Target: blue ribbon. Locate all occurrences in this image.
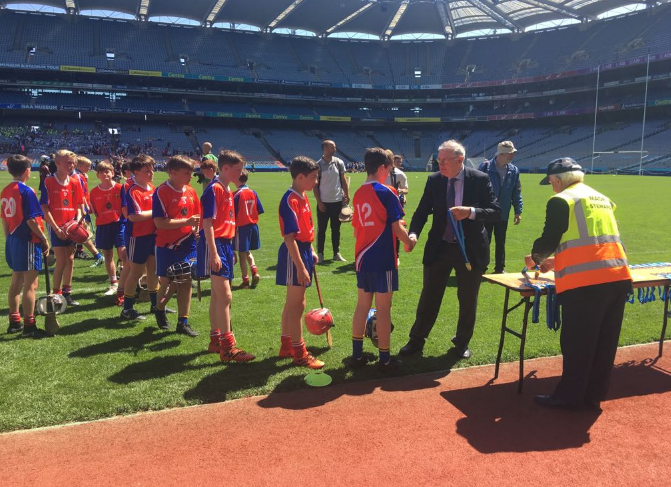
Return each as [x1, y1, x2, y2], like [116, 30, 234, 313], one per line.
[448, 210, 471, 271]
[521, 267, 561, 331]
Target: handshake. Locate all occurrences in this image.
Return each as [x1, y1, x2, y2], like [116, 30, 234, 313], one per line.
[403, 234, 418, 253]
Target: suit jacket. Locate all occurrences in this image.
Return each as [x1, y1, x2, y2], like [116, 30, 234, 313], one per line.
[409, 167, 501, 270]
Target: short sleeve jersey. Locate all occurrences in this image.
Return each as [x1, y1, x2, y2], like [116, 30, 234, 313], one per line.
[200, 178, 235, 240]
[40, 174, 84, 227]
[234, 185, 264, 227]
[353, 182, 404, 272]
[153, 182, 201, 248]
[120, 178, 134, 209]
[73, 170, 91, 208]
[89, 183, 123, 226]
[125, 182, 156, 237]
[278, 189, 314, 243]
[1, 181, 44, 242]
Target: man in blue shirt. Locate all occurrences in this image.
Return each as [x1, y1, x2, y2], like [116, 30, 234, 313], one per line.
[478, 141, 523, 274]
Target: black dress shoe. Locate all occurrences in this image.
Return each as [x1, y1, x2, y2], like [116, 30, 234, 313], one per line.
[347, 355, 369, 369]
[454, 345, 471, 359]
[451, 337, 471, 359]
[399, 340, 423, 356]
[534, 395, 580, 410]
[378, 357, 403, 373]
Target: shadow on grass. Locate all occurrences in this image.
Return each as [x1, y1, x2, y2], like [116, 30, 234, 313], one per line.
[56, 317, 137, 336]
[71, 273, 109, 285]
[331, 262, 355, 275]
[255, 348, 464, 411]
[108, 350, 214, 384]
[183, 355, 288, 403]
[69, 326, 175, 357]
[441, 358, 671, 453]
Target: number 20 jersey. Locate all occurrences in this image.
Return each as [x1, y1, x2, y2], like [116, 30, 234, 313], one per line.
[352, 181, 404, 272]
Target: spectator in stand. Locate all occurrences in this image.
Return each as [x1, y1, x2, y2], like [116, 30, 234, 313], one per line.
[478, 141, 523, 274]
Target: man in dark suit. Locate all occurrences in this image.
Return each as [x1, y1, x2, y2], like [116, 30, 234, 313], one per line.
[400, 140, 500, 359]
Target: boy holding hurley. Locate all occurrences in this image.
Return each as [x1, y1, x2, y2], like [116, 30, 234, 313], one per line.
[276, 156, 324, 369]
[2, 154, 50, 337]
[152, 155, 200, 337]
[40, 150, 85, 307]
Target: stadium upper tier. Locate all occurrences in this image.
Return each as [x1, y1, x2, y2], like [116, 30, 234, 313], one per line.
[1, 7, 670, 87]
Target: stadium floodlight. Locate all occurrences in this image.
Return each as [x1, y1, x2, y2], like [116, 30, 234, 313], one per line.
[138, 0, 151, 19]
[384, 1, 409, 39]
[205, 0, 230, 24]
[325, 1, 374, 35]
[267, 0, 306, 30]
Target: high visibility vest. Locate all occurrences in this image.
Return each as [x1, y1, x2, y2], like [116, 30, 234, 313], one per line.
[552, 182, 631, 293]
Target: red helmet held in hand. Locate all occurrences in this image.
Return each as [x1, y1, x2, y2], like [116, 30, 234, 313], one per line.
[60, 219, 90, 244]
[305, 308, 334, 335]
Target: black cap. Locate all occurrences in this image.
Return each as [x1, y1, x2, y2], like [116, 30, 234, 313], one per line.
[540, 157, 583, 185]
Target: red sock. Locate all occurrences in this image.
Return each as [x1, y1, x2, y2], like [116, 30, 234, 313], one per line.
[111, 279, 118, 285]
[210, 328, 221, 344]
[220, 332, 235, 351]
[292, 340, 306, 359]
[280, 334, 292, 352]
[251, 265, 258, 275]
[54, 288, 62, 295]
[24, 315, 35, 326]
[9, 312, 21, 324]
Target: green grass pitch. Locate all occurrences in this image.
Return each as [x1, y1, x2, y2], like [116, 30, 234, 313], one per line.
[0, 169, 669, 431]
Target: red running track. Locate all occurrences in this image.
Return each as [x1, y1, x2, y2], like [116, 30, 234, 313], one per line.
[1, 342, 670, 486]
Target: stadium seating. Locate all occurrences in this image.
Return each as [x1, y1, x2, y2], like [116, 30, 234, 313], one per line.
[2, 7, 671, 85]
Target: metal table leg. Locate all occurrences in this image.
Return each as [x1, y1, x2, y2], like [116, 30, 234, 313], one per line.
[494, 288, 511, 380]
[660, 284, 670, 357]
[518, 297, 532, 394]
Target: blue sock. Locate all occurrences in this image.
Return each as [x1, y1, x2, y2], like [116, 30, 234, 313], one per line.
[149, 291, 157, 307]
[178, 316, 188, 326]
[379, 348, 390, 364]
[123, 295, 135, 311]
[352, 335, 364, 359]
[95, 253, 102, 260]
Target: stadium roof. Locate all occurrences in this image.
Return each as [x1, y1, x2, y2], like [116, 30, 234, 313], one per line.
[3, 0, 659, 38]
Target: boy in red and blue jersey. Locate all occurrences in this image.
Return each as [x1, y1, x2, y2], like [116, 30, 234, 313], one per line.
[198, 150, 255, 363]
[233, 169, 264, 288]
[73, 156, 104, 266]
[40, 149, 85, 307]
[276, 156, 324, 369]
[350, 148, 415, 372]
[89, 161, 129, 300]
[2, 154, 51, 337]
[121, 154, 158, 321]
[152, 155, 201, 337]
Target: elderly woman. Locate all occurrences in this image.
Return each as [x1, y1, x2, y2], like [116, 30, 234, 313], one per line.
[525, 158, 632, 411]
